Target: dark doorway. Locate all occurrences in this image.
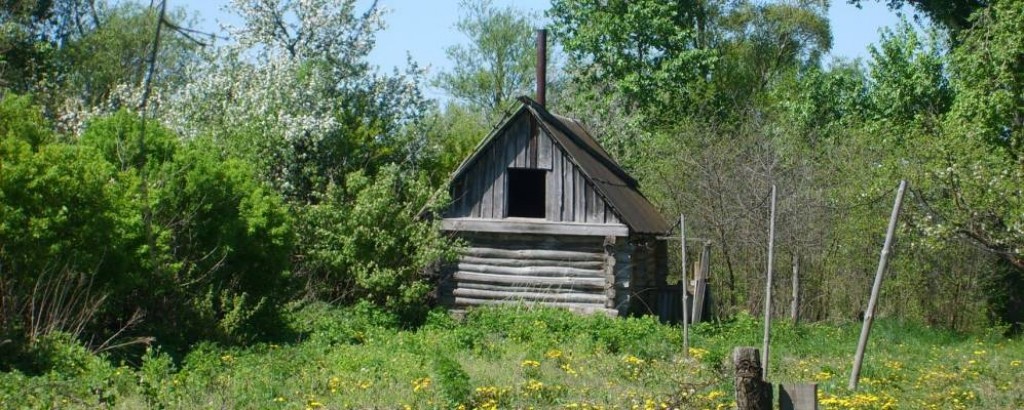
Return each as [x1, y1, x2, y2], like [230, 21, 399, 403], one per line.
[507, 168, 546, 218]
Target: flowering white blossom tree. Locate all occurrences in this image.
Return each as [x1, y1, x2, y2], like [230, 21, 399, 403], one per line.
[161, 0, 432, 201]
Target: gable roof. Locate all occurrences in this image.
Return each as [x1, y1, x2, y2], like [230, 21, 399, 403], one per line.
[448, 96, 670, 235]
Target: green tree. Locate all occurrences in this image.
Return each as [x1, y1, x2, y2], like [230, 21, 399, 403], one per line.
[849, 0, 985, 33]
[549, 0, 715, 117]
[436, 0, 536, 117]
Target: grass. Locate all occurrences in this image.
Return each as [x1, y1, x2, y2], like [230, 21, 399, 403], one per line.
[0, 303, 1022, 409]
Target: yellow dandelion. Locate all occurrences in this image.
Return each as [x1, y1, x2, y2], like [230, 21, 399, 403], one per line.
[526, 379, 545, 392]
[521, 359, 541, 368]
[561, 362, 578, 376]
[412, 377, 431, 392]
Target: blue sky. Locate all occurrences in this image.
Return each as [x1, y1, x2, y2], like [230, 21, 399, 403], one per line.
[177, 0, 912, 100]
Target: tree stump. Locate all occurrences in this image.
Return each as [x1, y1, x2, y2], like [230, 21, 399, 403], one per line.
[733, 347, 772, 410]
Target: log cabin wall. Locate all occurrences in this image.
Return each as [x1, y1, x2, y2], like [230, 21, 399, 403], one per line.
[445, 112, 622, 225]
[440, 232, 637, 316]
[622, 237, 667, 316]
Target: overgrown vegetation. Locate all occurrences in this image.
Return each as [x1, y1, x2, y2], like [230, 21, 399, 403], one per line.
[2, 0, 1024, 407]
[1, 305, 1021, 409]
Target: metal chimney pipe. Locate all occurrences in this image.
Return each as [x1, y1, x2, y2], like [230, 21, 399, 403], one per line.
[536, 28, 547, 106]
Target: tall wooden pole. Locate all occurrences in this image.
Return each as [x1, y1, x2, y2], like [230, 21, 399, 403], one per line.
[680, 214, 689, 358]
[791, 253, 799, 324]
[762, 185, 776, 380]
[849, 180, 907, 390]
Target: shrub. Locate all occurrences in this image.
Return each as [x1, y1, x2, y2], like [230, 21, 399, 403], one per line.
[144, 138, 294, 345]
[296, 164, 458, 321]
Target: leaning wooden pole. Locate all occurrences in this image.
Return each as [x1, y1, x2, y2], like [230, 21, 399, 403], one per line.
[762, 185, 777, 380]
[849, 180, 907, 390]
[680, 214, 689, 358]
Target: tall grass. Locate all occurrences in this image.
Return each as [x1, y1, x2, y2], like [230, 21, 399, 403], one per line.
[1, 304, 1021, 409]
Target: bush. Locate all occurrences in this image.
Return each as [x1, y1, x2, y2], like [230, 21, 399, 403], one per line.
[143, 137, 294, 345]
[296, 164, 458, 321]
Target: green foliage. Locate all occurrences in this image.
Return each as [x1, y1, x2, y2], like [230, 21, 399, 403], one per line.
[80, 109, 178, 170]
[867, 21, 951, 124]
[2, 305, 1023, 409]
[432, 355, 472, 406]
[0, 101, 126, 285]
[550, 0, 715, 114]
[436, 0, 536, 116]
[419, 101, 491, 184]
[146, 138, 294, 344]
[0, 93, 52, 149]
[297, 164, 457, 320]
[851, 0, 985, 33]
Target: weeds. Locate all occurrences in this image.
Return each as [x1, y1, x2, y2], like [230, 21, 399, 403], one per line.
[0, 305, 1021, 409]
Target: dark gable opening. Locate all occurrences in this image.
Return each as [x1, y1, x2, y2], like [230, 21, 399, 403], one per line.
[507, 168, 546, 218]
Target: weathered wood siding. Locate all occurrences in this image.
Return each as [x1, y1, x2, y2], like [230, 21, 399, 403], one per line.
[446, 112, 621, 224]
[440, 233, 633, 315]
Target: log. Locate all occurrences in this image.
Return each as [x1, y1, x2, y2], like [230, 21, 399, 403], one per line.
[453, 271, 606, 289]
[463, 247, 604, 262]
[734, 347, 772, 410]
[463, 231, 606, 246]
[453, 296, 616, 316]
[459, 256, 605, 270]
[457, 281, 602, 295]
[452, 288, 606, 304]
[456, 262, 602, 278]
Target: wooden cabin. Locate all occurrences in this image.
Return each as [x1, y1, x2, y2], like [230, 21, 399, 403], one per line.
[438, 96, 671, 316]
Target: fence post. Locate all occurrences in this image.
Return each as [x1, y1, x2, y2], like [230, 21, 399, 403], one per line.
[680, 214, 689, 358]
[734, 347, 772, 410]
[762, 185, 777, 379]
[791, 253, 800, 324]
[849, 180, 907, 390]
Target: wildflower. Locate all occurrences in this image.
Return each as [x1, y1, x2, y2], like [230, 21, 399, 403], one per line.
[220, 354, 234, 364]
[813, 370, 833, 382]
[1011, 360, 1022, 367]
[706, 390, 725, 401]
[526, 379, 544, 392]
[623, 355, 645, 366]
[521, 359, 541, 368]
[546, 349, 563, 359]
[412, 377, 431, 393]
[688, 347, 709, 360]
[561, 362, 578, 376]
[357, 380, 372, 389]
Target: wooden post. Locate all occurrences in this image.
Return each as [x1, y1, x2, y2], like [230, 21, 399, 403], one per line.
[791, 253, 799, 324]
[762, 184, 777, 380]
[733, 347, 772, 410]
[680, 214, 689, 358]
[849, 180, 907, 390]
[780, 383, 818, 410]
[692, 242, 710, 323]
